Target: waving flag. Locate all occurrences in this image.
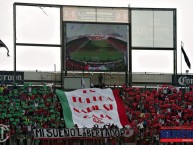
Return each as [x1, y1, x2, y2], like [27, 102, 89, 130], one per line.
[81, 77, 86, 88]
[0, 39, 9, 57]
[181, 45, 191, 69]
[56, 88, 128, 128]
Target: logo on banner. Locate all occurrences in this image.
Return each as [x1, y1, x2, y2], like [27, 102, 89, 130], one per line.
[0, 124, 9, 142]
[178, 76, 193, 86]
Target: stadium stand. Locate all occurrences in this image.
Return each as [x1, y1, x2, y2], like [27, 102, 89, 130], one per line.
[66, 36, 127, 71]
[0, 84, 193, 144]
[0, 84, 63, 145]
[107, 37, 127, 53]
[67, 37, 89, 55]
[119, 85, 193, 144]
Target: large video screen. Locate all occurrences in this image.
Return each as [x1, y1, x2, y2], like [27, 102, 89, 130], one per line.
[65, 23, 128, 71]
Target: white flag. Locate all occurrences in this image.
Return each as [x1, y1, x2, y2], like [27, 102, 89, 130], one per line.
[81, 77, 86, 88]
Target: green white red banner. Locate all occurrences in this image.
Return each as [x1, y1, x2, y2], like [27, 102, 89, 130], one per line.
[56, 88, 128, 128]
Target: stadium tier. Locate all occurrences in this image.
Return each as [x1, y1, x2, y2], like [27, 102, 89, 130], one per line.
[66, 36, 127, 71]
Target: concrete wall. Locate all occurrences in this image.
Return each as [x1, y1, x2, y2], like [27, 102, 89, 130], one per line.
[23, 71, 173, 87]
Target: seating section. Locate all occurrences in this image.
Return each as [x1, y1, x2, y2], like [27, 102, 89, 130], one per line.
[1, 84, 193, 144]
[0, 84, 63, 136]
[107, 37, 127, 53]
[118, 85, 193, 141]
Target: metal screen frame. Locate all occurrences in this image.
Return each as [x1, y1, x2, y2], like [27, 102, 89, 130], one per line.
[129, 8, 177, 86]
[13, 3, 177, 88]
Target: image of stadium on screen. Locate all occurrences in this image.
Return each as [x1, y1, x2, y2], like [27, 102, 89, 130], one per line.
[65, 23, 128, 71]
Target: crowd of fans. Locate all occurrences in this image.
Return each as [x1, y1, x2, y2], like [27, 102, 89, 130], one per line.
[119, 84, 193, 144]
[0, 84, 63, 145]
[0, 83, 193, 145]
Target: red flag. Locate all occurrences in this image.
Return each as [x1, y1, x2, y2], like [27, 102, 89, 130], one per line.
[113, 89, 129, 126]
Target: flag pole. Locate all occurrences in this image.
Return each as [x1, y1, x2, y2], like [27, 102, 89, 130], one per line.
[181, 41, 183, 75]
[180, 41, 183, 92]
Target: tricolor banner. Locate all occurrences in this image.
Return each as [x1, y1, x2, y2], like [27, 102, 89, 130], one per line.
[56, 88, 128, 128]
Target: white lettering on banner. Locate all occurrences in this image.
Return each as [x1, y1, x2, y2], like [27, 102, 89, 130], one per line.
[65, 88, 122, 128]
[33, 128, 134, 139]
[3, 75, 22, 81]
[178, 76, 193, 86]
[0, 71, 23, 84]
[4, 75, 22, 81]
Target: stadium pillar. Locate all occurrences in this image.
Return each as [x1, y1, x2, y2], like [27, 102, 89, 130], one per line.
[128, 23, 132, 87]
[60, 6, 64, 89]
[54, 64, 56, 86]
[173, 10, 177, 86]
[125, 64, 128, 87]
[13, 3, 16, 83]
